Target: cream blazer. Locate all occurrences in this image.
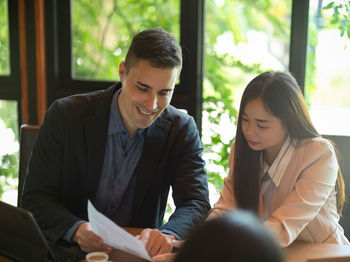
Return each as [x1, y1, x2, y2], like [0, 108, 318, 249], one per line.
[209, 137, 350, 247]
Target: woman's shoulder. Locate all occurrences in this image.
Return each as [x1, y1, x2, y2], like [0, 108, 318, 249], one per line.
[296, 136, 335, 156]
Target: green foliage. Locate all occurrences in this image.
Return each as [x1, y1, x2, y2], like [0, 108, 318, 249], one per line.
[306, 1, 350, 105]
[0, 100, 19, 140]
[72, 0, 180, 80]
[0, 153, 18, 198]
[304, 4, 320, 106]
[203, 0, 291, 194]
[0, 0, 10, 75]
[0, 101, 19, 200]
[0, 0, 18, 200]
[324, 1, 350, 40]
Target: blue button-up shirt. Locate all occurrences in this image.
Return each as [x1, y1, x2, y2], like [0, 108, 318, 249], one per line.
[63, 89, 144, 240]
[94, 89, 145, 224]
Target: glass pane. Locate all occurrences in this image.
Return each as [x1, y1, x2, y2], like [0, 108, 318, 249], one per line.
[305, 0, 350, 135]
[0, 100, 19, 206]
[203, 0, 292, 204]
[72, 0, 180, 81]
[0, 0, 10, 75]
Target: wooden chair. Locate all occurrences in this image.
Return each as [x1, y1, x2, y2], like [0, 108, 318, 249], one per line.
[17, 124, 40, 207]
[324, 135, 350, 240]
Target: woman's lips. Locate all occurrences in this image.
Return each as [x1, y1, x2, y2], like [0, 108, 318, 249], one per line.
[247, 139, 259, 147]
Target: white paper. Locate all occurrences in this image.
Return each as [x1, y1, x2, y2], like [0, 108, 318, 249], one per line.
[88, 200, 152, 261]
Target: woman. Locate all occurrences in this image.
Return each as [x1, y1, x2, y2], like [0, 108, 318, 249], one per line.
[209, 71, 349, 247]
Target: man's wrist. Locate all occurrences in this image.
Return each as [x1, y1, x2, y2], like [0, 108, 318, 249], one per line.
[159, 229, 181, 240]
[66, 221, 86, 243]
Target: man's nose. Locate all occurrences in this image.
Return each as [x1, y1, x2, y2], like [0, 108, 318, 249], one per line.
[144, 93, 158, 110]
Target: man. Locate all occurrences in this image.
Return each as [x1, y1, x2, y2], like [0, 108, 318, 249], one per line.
[22, 28, 210, 258]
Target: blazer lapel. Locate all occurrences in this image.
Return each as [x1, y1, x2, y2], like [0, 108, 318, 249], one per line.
[85, 84, 119, 201]
[131, 116, 171, 222]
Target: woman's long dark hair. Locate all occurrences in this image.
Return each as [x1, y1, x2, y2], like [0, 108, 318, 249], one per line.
[233, 71, 345, 214]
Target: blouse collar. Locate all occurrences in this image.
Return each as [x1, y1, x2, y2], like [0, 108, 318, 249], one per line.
[260, 136, 296, 187]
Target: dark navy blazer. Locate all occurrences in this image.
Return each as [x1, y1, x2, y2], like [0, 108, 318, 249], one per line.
[22, 82, 210, 243]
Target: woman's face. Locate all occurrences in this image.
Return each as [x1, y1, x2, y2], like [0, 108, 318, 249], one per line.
[241, 98, 288, 164]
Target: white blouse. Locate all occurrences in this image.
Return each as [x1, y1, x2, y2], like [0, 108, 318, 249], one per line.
[209, 137, 350, 247]
[260, 136, 295, 219]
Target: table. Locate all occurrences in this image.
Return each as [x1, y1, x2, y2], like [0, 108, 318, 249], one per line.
[1, 228, 350, 262]
[0, 257, 11, 262]
[285, 241, 350, 262]
[103, 241, 350, 262]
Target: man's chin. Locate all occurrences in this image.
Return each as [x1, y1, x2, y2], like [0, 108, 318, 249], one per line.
[136, 119, 156, 130]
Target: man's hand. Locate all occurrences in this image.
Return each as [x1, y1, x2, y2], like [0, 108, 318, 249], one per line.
[152, 239, 184, 262]
[138, 228, 175, 257]
[73, 222, 112, 253]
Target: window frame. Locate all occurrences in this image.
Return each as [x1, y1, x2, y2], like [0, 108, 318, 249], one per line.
[289, 0, 310, 94]
[0, 0, 20, 100]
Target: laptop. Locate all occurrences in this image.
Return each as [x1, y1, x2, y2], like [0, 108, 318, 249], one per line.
[0, 200, 86, 262]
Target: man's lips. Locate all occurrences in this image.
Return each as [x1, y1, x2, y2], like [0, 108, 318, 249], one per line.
[136, 105, 158, 117]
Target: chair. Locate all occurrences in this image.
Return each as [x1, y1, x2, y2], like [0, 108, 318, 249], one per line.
[17, 124, 40, 207]
[324, 135, 350, 240]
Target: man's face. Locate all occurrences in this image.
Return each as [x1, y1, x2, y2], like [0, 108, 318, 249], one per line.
[118, 59, 180, 137]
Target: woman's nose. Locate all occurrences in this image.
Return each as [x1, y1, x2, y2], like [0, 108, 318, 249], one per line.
[245, 123, 255, 136]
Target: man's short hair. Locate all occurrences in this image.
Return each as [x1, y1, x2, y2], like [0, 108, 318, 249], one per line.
[124, 28, 182, 73]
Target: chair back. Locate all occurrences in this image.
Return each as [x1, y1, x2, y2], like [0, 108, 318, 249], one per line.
[18, 124, 40, 207]
[324, 135, 350, 239]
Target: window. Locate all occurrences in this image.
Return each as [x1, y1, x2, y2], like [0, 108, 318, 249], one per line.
[0, 0, 19, 205]
[203, 0, 292, 204]
[71, 0, 180, 81]
[0, 100, 19, 205]
[0, 0, 10, 75]
[305, 0, 350, 135]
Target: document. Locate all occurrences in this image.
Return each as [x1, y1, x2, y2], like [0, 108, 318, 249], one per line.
[88, 200, 152, 261]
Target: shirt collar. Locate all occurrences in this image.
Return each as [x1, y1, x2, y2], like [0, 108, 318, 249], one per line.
[108, 89, 144, 136]
[260, 136, 295, 187]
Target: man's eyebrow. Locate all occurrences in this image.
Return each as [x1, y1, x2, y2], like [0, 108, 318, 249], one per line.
[137, 81, 174, 92]
[137, 81, 152, 89]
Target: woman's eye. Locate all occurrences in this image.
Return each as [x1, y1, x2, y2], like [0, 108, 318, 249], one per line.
[257, 125, 267, 129]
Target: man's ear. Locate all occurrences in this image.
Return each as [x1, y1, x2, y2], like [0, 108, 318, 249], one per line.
[119, 61, 126, 82]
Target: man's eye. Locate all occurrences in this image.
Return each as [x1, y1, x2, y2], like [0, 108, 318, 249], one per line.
[160, 91, 171, 96]
[137, 86, 147, 92]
